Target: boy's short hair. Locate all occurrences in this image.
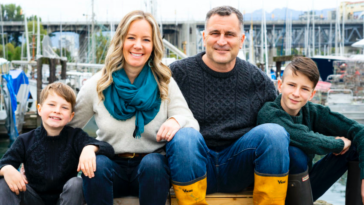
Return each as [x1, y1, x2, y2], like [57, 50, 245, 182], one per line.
[39, 82, 76, 112]
[283, 57, 320, 88]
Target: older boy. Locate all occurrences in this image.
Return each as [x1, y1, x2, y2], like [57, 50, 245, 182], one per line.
[257, 57, 363, 205]
[0, 82, 114, 205]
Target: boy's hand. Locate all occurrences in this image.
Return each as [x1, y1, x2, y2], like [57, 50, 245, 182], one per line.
[333, 137, 351, 156]
[78, 145, 99, 178]
[2, 165, 28, 195]
[156, 118, 181, 142]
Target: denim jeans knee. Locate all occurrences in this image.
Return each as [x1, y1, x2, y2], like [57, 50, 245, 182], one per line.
[82, 155, 114, 205]
[137, 153, 170, 205]
[166, 127, 204, 152]
[251, 123, 290, 175]
[255, 123, 290, 144]
[166, 127, 208, 183]
[138, 153, 170, 175]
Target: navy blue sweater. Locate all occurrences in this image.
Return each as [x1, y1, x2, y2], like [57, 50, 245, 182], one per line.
[0, 125, 114, 205]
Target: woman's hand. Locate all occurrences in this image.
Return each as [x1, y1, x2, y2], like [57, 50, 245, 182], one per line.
[77, 145, 99, 178]
[1, 165, 28, 195]
[156, 118, 180, 142]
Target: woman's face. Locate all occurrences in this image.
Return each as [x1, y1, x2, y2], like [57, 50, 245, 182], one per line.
[123, 19, 153, 73]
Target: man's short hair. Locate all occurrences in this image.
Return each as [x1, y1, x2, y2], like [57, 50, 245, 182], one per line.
[283, 57, 320, 88]
[39, 82, 76, 112]
[205, 6, 244, 32]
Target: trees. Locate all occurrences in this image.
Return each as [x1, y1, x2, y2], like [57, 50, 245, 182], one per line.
[55, 48, 72, 62]
[0, 4, 24, 60]
[1, 4, 23, 21]
[95, 31, 110, 64]
[0, 15, 48, 61]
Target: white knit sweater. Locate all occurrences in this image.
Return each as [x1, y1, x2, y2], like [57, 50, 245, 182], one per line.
[69, 71, 199, 154]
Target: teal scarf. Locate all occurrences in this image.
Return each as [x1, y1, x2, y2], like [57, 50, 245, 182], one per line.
[103, 65, 161, 138]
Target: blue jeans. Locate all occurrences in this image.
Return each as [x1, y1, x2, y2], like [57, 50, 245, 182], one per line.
[289, 145, 358, 200]
[166, 124, 290, 194]
[82, 154, 171, 205]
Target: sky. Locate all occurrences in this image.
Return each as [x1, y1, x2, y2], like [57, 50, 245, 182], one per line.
[3, 0, 364, 22]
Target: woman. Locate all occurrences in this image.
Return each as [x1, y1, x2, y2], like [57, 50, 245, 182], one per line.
[69, 10, 199, 205]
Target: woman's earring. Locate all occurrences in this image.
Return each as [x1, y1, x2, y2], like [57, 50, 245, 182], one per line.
[148, 58, 153, 68]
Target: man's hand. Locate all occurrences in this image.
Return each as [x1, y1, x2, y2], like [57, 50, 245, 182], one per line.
[1, 165, 28, 195]
[77, 145, 98, 178]
[333, 137, 351, 156]
[156, 118, 181, 142]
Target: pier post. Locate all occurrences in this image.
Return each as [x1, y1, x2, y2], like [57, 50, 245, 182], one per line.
[61, 60, 67, 80]
[49, 58, 57, 83]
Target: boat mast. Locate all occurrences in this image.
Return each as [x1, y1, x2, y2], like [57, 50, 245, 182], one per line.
[312, 0, 315, 56]
[0, 6, 5, 58]
[335, 0, 339, 56]
[36, 17, 41, 58]
[263, 5, 269, 76]
[260, 10, 264, 63]
[60, 17, 62, 58]
[341, 2, 345, 56]
[24, 16, 31, 62]
[91, 0, 95, 63]
[306, 7, 310, 56]
[249, 17, 255, 64]
[329, 21, 332, 55]
[32, 18, 35, 60]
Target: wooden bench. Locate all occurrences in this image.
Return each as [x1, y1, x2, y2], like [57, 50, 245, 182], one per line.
[112, 189, 253, 205]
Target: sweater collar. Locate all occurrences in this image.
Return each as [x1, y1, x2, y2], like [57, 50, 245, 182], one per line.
[275, 94, 308, 123]
[35, 125, 68, 140]
[196, 52, 239, 78]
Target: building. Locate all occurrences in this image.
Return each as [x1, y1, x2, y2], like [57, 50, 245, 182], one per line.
[340, 1, 364, 20]
[299, 11, 322, 21]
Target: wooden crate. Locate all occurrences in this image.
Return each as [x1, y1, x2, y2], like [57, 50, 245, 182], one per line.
[23, 111, 38, 130]
[112, 189, 253, 205]
[169, 189, 253, 205]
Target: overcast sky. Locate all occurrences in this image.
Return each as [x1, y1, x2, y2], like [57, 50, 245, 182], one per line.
[2, 0, 363, 22]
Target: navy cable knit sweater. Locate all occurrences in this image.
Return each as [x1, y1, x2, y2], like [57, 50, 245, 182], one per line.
[170, 52, 277, 149]
[0, 125, 114, 205]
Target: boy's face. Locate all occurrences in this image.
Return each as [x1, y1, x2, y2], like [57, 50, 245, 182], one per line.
[278, 69, 316, 116]
[38, 92, 74, 135]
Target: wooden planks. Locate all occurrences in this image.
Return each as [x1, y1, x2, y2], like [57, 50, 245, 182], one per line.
[111, 189, 254, 205]
[169, 190, 253, 205]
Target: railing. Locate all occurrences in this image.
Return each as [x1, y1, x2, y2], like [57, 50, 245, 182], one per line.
[162, 39, 187, 60]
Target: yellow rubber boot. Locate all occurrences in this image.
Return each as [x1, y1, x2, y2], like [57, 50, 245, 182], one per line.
[172, 176, 208, 205]
[253, 172, 288, 205]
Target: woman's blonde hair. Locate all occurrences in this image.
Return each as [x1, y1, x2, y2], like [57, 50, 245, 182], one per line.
[96, 10, 171, 101]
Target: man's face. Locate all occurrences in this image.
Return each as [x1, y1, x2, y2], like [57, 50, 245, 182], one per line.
[278, 69, 316, 116]
[203, 14, 245, 69]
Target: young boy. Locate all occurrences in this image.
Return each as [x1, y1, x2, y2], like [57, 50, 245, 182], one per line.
[257, 57, 363, 205]
[0, 82, 114, 205]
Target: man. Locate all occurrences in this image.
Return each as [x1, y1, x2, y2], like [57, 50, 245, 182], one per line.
[166, 6, 290, 205]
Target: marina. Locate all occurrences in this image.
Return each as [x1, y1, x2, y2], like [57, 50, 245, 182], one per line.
[2, 0, 364, 204]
